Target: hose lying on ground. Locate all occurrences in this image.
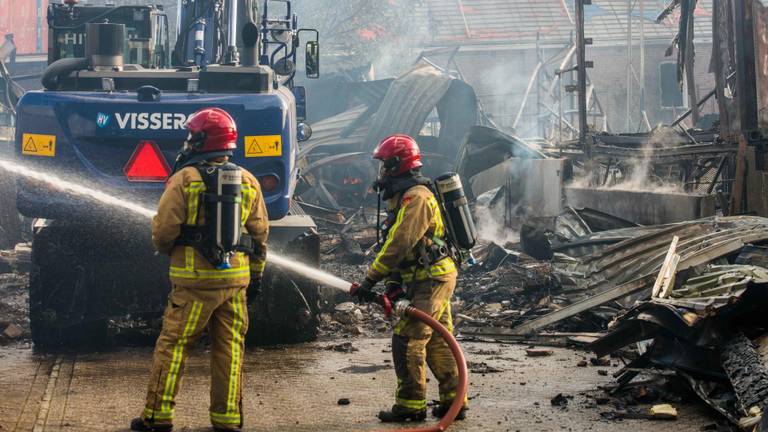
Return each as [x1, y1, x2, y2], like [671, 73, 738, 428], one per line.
[378, 302, 469, 432]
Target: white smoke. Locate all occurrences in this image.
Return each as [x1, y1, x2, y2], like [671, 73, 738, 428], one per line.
[473, 187, 520, 246]
[569, 127, 686, 193]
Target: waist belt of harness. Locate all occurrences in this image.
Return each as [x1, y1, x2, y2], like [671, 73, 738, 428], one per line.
[201, 193, 240, 204]
[174, 225, 258, 257]
[398, 240, 450, 270]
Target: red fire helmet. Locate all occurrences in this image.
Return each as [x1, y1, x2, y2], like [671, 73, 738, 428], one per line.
[372, 134, 422, 176]
[184, 107, 238, 154]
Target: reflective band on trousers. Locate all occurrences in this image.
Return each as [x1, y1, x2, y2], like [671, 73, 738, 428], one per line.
[439, 391, 468, 403]
[395, 378, 427, 410]
[210, 411, 241, 425]
[161, 301, 203, 413]
[396, 397, 427, 411]
[143, 407, 174, 421]
[226, 291, 246, 417]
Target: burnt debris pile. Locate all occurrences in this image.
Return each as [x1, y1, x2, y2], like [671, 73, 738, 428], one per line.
[315, 201, 768, 427]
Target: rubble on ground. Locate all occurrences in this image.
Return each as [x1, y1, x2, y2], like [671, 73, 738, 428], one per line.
[0, 243, 31, 344]
[315, 205, 768, 427]
[591, 264, 768, 426]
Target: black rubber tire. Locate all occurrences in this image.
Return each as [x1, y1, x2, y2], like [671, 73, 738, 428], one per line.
[246, 268, 319, 345]
[720, 333, 768, 414]
[29, 225, 108, 350]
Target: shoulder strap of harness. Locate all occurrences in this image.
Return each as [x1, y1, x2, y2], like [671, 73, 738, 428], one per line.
[174, 163, 259, 259]
[391, 181, 451, 274]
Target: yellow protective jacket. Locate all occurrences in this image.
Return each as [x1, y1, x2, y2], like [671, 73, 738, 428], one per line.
[152, 163, 269, 289]
[367, 185, 457, 285]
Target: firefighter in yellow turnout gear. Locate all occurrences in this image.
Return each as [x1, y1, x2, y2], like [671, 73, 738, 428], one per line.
[131, 108, 268, 432]
[352, 134, 468, 423]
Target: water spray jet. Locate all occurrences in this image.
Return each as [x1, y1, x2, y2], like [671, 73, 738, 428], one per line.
[0, 157, 468, 431]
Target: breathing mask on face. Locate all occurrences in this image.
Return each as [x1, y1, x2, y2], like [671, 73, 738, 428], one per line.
[372, 157, 403, 194]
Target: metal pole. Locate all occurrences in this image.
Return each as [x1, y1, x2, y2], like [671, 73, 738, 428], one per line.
[733, 0, 758, 131]
[559, 71, 564, 143]
[639, 0, 647, 131]
[575, 0, 589, 154]
[536, 32, 542, 138]
[226, 0, 240, 64]
[626, 0, 633, 131]
[36, 0, 43, 53]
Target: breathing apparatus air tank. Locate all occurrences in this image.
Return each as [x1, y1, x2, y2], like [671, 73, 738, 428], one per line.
[201, 163, 242, 269]
[435, 172, 477, 252]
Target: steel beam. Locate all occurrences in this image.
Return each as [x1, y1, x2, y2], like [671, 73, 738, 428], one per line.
[575, 0, 589, 154]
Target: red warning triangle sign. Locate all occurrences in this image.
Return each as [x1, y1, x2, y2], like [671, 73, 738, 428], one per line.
[124, 141, 171, 182]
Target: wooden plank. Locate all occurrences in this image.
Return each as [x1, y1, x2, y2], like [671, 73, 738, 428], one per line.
[658, 254, 681, 299]
[652, 236, 679, 298]
[730, 134, 749, 215]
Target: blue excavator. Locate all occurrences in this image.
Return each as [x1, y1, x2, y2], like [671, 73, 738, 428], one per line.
[14, 0, 321, 348]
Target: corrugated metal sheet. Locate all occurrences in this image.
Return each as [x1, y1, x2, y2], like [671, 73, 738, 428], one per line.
[421, 0, 713, 47]
[300, 62, 477, 158]
[0, 0, 48, 54]
[364, 63, 454, 149]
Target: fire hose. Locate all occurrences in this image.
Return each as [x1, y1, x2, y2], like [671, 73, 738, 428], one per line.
[350, 283, 469, 432]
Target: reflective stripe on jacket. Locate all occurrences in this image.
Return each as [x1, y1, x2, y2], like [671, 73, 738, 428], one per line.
[152, 163, 269, 289]
[367, 185, 457, 284]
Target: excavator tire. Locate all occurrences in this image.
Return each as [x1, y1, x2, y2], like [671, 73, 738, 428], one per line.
[29, 223, 108, 350]
[247, 230, 320, 345]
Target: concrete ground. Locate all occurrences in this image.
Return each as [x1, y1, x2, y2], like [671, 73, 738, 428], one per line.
[0, 338, 718, 432]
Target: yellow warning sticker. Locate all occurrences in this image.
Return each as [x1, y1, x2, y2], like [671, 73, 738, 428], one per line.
[244, 135, 282, 158]
[22, 133, 56, 157]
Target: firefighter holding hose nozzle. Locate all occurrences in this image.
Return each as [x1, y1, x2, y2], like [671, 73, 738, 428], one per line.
[132, 108, 269, 432]
[351, 134, 473, 423]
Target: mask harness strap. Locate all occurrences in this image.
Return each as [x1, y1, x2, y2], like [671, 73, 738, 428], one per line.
[376, 191, 382, 246]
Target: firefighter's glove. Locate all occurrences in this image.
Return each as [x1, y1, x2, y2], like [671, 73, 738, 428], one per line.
[351, 277, 378, 304]
[384, 280, 406, 303]
[247, 276, 263, 298]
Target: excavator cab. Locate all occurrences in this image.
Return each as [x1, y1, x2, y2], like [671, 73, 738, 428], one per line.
[47, 2, 170, 69]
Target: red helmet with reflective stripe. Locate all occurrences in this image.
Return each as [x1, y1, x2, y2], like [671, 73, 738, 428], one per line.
[184, 107, 238, 154]
[372, 134, 422, 176]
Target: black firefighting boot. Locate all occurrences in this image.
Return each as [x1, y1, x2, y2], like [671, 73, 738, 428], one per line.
[377, 405, 427, 423]
[212, 426, 241, 432]
[130, 418, 173, 432]
[431, 404, 467, 420]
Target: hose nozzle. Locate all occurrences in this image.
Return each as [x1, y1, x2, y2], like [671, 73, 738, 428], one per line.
[349, 282, 360, 295]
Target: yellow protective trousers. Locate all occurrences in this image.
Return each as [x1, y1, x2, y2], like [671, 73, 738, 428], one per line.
[391, 273, 466, 412]
[141, 284, 248, 430]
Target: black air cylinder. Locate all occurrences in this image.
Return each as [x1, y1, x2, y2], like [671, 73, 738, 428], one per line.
[435, 173, 477, 251]
[210, 163, 243, 268]
[85, 22, 125, 70]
